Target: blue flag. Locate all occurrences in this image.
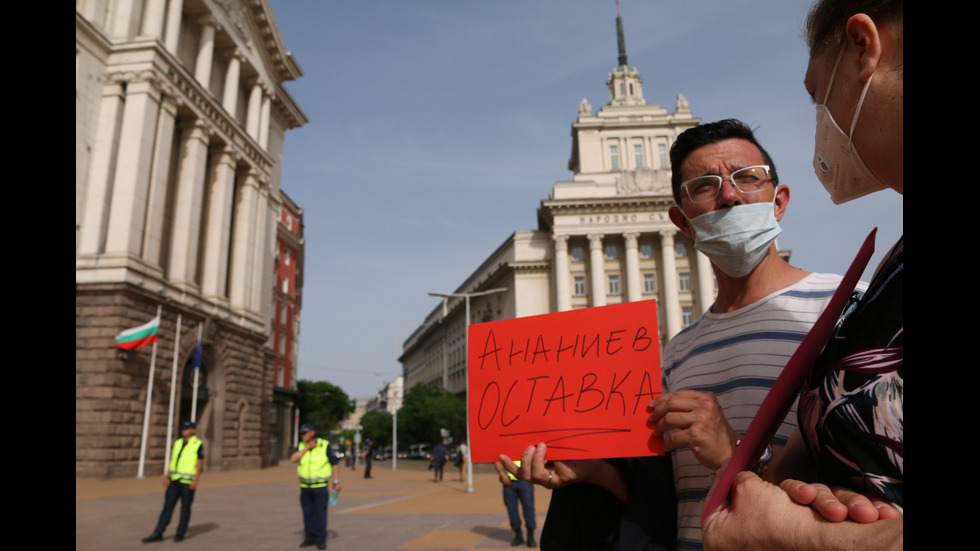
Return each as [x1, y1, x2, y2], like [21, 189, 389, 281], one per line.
[192, 338, 202, 372]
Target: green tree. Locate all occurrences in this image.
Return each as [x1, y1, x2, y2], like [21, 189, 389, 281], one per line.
[359, 410, 393, 447]
[399, 384, 465, 446]
[297, 380, 353, 433]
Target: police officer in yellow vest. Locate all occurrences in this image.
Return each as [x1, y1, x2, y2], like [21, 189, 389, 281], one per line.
[291, 423, 340, 550]
[143, 421, 204, 543]
[494, 460, 537, 547]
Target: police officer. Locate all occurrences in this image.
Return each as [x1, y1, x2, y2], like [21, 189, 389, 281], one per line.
[494, 460, 537, 547]
[291, 424, 340, 549]
[143, 421, 204, 543]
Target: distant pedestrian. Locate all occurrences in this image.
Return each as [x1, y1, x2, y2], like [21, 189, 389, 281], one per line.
[430, 442, 449, 482]
[363, 439, 373, 479]
[494, 460, 536, 547]
[291, 424, 340, 550]
[142, 421, 204, 543]
[455, 441, 469, 482]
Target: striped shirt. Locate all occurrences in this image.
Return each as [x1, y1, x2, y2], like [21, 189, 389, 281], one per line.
[662, 273, 860, 551]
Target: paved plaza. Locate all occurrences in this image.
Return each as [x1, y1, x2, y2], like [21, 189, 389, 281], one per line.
[77, 460, 551, 550]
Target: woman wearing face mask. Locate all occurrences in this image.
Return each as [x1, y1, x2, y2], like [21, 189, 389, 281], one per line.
[700, 1, 903, 550]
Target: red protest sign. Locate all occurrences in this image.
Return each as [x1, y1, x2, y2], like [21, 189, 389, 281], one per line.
[467, 300, 663, 463]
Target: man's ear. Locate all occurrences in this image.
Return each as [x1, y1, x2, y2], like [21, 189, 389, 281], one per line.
[773, 185, 790, 222]
[845, 13, 882, 82]
[669, 205, 696, 239]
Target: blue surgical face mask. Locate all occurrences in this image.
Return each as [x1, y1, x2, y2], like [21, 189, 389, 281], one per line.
[685, 200, 782, 278]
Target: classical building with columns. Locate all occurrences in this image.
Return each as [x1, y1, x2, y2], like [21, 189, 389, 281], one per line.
[76, 0, 307, 477]
[400, 17, 715, 398]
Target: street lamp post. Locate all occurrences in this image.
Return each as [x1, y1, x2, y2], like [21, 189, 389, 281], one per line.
[429, 288, 507, 494]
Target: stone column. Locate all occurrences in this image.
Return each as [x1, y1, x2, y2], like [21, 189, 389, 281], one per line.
[104, 73, 163, 256]
[222, 50, 242, 116]
[108, 0, 139, 39]
[553, 234, 571, 312]
[200, 147, 238, 301]
[261, 191, 283, 321]
[140, 0, 167, 39]
[250, 184, 274, 312]
[78, 76, 126, 255]
[164, 0, 184, 53]
[588, 233, 606, 307]
[259, 89, 272, 149]
[695, 250, 715, 317]
[230, 170, 260, 311]
[659, 229, 682, 340]
[623, 232, 641, 302]
[141, 93, 178, 269]
[194, 16, 216, 86]
[167, 119, 211, 288]
[246, 79, 263, 141]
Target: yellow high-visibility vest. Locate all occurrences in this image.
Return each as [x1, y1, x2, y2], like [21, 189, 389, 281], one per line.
[506, 460, 521, 481]
[169, 435, 203, 484]
[298, 438, 333, 488]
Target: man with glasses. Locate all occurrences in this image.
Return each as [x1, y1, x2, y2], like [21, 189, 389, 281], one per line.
[646, 119, 860, 550]
[504, 119, 857, 550]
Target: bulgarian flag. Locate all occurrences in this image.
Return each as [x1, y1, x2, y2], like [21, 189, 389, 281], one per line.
[115, 315, 162, 350]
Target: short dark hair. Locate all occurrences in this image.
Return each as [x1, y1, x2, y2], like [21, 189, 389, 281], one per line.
[669, 119, 778, 205]
[806, 0, 903, 57]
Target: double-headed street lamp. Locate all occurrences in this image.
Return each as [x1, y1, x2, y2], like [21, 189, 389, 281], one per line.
[429, 288, 507, 494]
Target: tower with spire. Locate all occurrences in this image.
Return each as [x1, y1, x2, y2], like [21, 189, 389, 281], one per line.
[608, 14, 645, 106]
[538, 9, 710, 341]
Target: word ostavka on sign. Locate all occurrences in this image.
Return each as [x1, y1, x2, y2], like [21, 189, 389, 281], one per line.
[468, 300, 663, 463]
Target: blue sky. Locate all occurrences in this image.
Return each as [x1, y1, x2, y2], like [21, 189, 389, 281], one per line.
[270, 1, 903, 398]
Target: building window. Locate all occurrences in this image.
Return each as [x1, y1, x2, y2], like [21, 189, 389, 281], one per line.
[644, 273, 657, 293]
[682, 307, 694, 327]
[608, 274, 620, 295]
[281, 277, 289, 293]
[606, 245, 617, 260]
[658, 144, 668, 168]
[619, 83, 626, 97]
[640, 243, 653, 259]
[634, 144, 643, 168]
[571, 246, 584, 262]
[679, 272, 691, 292]
[284, 249, 291, 266]
[610, 145, 619, 170]
[676, 243, 688, 257]
[573, 276, 586, 296]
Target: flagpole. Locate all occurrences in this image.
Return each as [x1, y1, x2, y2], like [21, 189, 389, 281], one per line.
[191, 323, 202, 422]
[137, 305, 163, 479]
[164, 314, 182, 476]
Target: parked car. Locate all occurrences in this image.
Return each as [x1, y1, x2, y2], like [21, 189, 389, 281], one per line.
[374, 446, 392, 461]
[408, 444, 431, 460]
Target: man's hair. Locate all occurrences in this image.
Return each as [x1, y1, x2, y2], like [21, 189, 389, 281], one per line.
[669, 119, 778, 205]
[806, 0, 903, 57]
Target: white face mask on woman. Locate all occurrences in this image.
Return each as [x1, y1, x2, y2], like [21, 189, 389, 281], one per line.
[686, 200, 781, 278]
[813, 49, 886, 204]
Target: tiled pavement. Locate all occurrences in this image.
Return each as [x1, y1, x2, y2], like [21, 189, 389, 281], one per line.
[77, 460, 551, 550]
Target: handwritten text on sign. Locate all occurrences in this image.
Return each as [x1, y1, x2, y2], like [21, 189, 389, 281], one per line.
[468, 300, 663, 463]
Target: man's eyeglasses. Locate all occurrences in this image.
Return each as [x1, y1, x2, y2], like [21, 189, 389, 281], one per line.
[680, 165, 772, 203]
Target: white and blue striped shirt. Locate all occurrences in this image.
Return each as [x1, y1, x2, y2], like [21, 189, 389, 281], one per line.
[663, 273, 863, 551]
